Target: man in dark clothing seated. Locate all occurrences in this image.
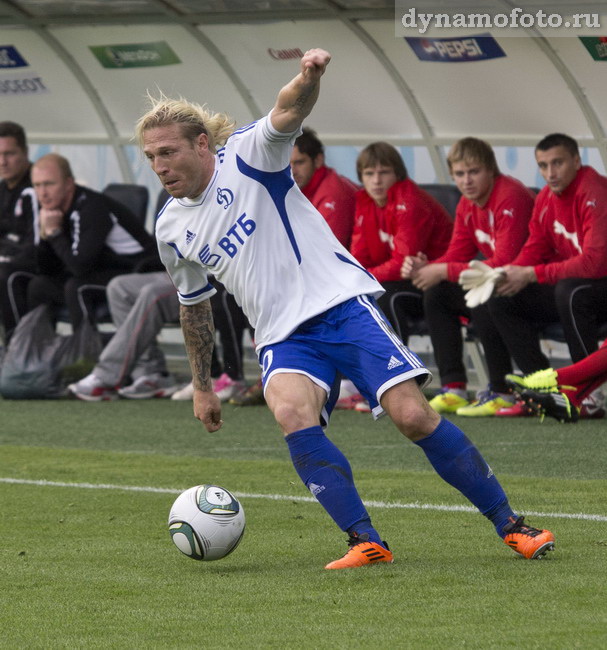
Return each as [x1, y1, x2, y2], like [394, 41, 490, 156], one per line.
[20, 153, 154, 330]
[0, 121, 37, 344]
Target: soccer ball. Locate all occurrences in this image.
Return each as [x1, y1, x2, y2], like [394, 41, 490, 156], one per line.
[168, 485, 245, 561]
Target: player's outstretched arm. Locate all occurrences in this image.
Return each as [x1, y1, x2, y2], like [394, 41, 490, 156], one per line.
[180, 301, 223, 432]
[271, 48, 331, 134]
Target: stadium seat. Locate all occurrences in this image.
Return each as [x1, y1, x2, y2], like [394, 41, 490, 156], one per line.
[7, 270, 113, 332]
[419, 183, 461, 218]
[102, 183, 149, 225]
[75, 184, 151, 326]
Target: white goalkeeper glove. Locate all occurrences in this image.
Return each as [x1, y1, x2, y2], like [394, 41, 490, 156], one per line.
[459, 260, 493, 290]
[458, 260, 505, 308]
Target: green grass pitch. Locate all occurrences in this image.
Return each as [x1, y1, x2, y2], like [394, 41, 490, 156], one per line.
[1, 398, 606, 648]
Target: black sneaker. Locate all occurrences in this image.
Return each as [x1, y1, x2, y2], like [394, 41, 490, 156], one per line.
[520, 389, 579, 423]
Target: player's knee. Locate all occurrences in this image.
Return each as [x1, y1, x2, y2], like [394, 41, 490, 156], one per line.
[423, 283, 447, 311]
[486, 293, 509, 318]
[271, 400, 317, 435]
[382, 384, 440, 441]
[138, 282, 161, 304]
[397, 404, 439, 441]
[106, 276, 123, 304]
[106, 275, 132, 305]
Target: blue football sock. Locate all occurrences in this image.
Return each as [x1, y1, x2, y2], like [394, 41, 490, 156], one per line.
[285, 426, 382, 545]
[415, 418, 516, 537]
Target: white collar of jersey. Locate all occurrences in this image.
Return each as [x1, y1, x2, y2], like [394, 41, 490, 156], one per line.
[177, 155, 219, 207]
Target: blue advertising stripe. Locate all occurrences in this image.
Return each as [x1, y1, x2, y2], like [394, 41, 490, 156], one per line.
[405, 33, 506, 62]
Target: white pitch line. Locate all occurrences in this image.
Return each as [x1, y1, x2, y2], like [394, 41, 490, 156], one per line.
[1, 477, 606, 522]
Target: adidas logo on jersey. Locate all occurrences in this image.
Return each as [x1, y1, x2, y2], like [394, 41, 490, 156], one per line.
[387, 355, 404, 370]
[185, 230, 196, 245]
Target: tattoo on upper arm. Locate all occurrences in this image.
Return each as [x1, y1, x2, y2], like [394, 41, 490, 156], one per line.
[180, 301, 215, 391]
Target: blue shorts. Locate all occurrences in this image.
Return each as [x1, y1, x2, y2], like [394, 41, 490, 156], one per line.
[258, 295, 431, 424]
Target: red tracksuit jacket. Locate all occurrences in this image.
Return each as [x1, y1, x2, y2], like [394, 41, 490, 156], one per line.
[512, 166, 607, 283]
[301, 166, 358, 249]
[432, 175, 535, 282]
[350, 178, 453, 283]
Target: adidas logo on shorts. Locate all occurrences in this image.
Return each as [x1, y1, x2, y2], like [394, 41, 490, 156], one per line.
[387, 355, 404, 370]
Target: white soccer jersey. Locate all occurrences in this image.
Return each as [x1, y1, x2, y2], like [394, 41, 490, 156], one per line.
[156, 114, 383, 351]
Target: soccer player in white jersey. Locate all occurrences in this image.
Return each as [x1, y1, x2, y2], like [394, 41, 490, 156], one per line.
[136, 48, 554, 568]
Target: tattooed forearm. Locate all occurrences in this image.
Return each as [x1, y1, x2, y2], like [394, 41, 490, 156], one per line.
[270, 50, 329, 133]
[293, 82, 318, 114]
[180, 301, 215, 391]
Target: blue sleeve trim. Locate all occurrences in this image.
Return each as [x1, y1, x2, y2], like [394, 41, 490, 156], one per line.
[231, 121, 258, 137]
[167, 241, 184, 259]
[156, 196, 173, 219]
[334, 252, 376, 280]
[180, 282, 214, 300]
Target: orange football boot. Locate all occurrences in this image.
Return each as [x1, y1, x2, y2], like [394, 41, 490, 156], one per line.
[502, 516, 555, 559]
[325, 533, 393, 570]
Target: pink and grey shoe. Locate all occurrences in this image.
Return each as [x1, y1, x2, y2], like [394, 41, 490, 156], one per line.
[68, 374, 118, 401]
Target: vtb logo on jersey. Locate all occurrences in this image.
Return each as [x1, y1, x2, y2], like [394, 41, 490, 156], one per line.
[217, 187, 234, 209]
[198, 243, 221, 268]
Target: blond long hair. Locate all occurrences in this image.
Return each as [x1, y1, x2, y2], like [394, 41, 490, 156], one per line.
[135, 92, 236, 151]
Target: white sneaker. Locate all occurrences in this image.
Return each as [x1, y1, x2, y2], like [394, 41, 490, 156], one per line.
[580, 388, 606, 419]
[68, 373, 117, 402]
[118, 373, 179, 399]
[171, 381, 194, 401]
[338, 378, 358, 400]
[354, 399, 371, 413]
[169, 375, 247, 402]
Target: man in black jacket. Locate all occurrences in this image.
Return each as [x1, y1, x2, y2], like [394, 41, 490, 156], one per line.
[23, 153, 154, 329]
[0, 121, 37, 343]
